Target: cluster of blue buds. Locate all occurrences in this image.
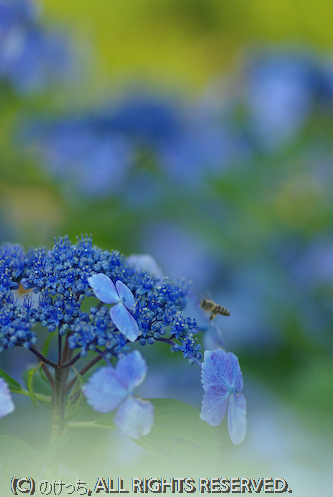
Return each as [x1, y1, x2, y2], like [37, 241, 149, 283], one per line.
[0, 235, 246, 444]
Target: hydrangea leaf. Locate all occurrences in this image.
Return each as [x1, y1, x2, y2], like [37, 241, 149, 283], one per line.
[0, 369, 23, 394]
[64, 369, 85, 423]
[132, 398, 222, 472]
[26, 430, 74, 475]
[114, 396, 154, 439]
[92, 413, 117, 430]
[27, 363, 43, 408]
[0, 436, 39, 476]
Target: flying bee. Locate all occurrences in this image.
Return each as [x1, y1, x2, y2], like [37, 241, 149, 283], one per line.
[200, 299, 230, 321]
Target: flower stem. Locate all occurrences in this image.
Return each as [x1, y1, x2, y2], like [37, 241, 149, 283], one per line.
[46, 365, 66, 478]
[65, 354, 102, 393]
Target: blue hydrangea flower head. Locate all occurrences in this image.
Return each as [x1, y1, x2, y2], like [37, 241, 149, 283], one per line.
[0, 235, 201, 362]
[200, 349, 246, 445]
[82, 350, 153, 438]
[0, 377, 15, 419]
[88, 273, 140, 342]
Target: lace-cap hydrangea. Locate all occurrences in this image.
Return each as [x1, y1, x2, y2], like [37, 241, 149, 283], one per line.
[88, 273, 140, 342]
[200, 349, 246, 445]
[82, 350, 153, 438]
[0, 378, 15, 419]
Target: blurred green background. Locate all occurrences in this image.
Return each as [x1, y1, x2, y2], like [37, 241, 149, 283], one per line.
[0, 0, 332, 495]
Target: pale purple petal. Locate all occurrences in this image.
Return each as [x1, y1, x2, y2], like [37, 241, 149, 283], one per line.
[200, 387, 230, 426]
[227, 352, 243, 392]
[115, 280, 135, 311]
[0, 378, 15, 419]
[115, 351, 147, 392]
[114, 396, 154, 438]
[201, 349, 232, 391]
[228, 393, 247, 445]
[82, 366, 127, 413]
[88, 273, 120, 304]
[110, 302, 140, 342]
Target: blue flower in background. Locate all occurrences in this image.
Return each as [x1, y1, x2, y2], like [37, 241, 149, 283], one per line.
[244, 50, 332, 150]
[200, 349, 246, 445]
[0, 377, 15, 419]
[82, 350, 153, 439]
[88, 273, 140, 342]
[37, 119, 133, 197]
[107, 94, 182, 144]
[0, 0, 71, 92]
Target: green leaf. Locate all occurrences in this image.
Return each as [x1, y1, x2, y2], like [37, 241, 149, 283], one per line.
[40, 331, 57, 357]
[0, 436, 39, 475]
[26, 429, 75, 475]
[0, 369, 23, 394]
[91, 412, 117, 430]
[39, 332, 56, 383]
[27, 363, 43, 408]
[133, 399, 222, 472]
[64, 368, 85, 423]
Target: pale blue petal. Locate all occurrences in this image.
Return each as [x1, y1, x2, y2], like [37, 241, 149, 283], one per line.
[228, 392, 246, 445]
[115, 351, 147, 392]
[201, 349, 232, 391]
[0, 378, 15, 419]
[227, 352, 243, 392]
[82, 366, 128, 413]
[200, 387, 229, 426]
[115, 280, 135, 311]
[114, 396, 154, 438]
[88, 273, 120, 304]
[110, 303, 140, 342]
[127, 254, 164, 281]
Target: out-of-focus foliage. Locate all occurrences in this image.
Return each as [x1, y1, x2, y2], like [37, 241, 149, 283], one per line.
[0, 0, 332, 493]
[40, 0, 333, 93]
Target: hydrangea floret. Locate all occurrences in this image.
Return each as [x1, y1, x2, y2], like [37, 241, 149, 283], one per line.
[83, 350, 153, 438]
[200, 349, 246, 445]
[87, 273, 140, 342]
[0, 377, 15, 419]
[0, 235, 246, 459]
